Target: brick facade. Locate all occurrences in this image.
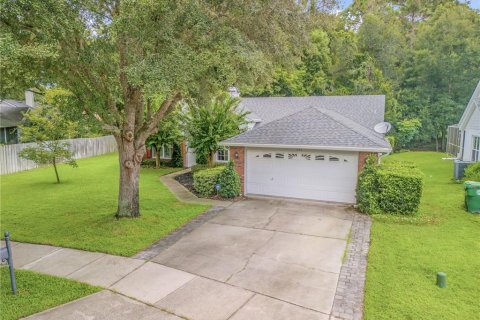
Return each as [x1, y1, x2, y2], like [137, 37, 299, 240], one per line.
[357, 152, 377, 173]
[229, 146, 246, 194]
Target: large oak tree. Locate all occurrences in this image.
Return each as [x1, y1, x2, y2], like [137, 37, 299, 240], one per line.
[1, 0, 308, 217]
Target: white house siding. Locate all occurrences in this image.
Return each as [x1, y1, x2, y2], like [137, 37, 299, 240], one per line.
[462, 106, 480, 161]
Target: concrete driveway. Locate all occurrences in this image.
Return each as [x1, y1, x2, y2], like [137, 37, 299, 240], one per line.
[151, 198, 354, 319]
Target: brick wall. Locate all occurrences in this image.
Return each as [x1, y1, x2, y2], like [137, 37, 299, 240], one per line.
[230, 146, 245, 194]
[358, 152, 377, 173]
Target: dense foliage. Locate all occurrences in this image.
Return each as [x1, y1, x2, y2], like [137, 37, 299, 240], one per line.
[217, 161, 241, 198]
[184, 95, 248, 166]
[357, 156, 424, 215]
[245, 1, 480, 151]
[193, 166, 225, 197]
[146, 111, 182, 169]
[464, 162, 480, 182]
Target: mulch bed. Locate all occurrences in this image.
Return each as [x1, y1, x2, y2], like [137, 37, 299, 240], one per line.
[174, 171, 244, 202]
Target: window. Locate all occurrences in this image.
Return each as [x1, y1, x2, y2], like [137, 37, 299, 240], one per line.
[472, 136, 480, 162]
[329, 156, 339, 162]
[160, 144, 173, 159]
[216, 147, 229, 162]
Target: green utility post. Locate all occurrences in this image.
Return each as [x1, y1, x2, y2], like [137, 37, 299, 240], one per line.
[437, 272, 447, 288]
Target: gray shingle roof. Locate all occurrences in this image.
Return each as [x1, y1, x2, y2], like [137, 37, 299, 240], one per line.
[223, 106, 391, 151]
[240, 95, 385, 129]
[0, 100, 30, 128]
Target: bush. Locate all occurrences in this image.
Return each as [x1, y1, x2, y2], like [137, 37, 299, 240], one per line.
[464, 162, 480, 182]
[357, 157, 424, 215]
[193, 166, 224, 196]
[191, 163, 225, 174]
[217, 161, 241, 198]
[141, 158, 175, 168]
[170, 143, 183, 168]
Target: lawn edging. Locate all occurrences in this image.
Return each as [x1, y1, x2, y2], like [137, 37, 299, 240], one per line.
[331, 213, 372, 320]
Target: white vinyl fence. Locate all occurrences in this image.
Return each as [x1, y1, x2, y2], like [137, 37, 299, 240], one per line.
[0, 135, 117, 175]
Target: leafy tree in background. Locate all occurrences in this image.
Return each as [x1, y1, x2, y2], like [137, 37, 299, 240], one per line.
[184, 95, 247, 167]
[18, 105, 78, 183]
[1, 0, 309, 217]
[43, 88, 104, 138]
[399, 2, 480, 149]
[146, 111, 182, 169]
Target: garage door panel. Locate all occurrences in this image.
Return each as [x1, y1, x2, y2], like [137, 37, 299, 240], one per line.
[246, 148, 358, 203]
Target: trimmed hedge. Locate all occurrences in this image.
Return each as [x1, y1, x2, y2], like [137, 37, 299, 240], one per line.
[464, 162, 480, 182]
[191, 163, 225, 174]
[141, 158, 175, 168]
[217, 161, 241, 198]
[193, 166, 225, 196]
[357, 157, 424, 215]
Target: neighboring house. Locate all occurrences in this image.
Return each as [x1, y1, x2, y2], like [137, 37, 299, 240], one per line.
[0, 90, 36, 144]
[447, 81, 480, 164]
[203, 94, 392, 204]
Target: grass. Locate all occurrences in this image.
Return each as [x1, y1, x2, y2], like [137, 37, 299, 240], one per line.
[364, 152, 480, 319]
[0, 268, 100, 320]
[0, 153, 210, 256]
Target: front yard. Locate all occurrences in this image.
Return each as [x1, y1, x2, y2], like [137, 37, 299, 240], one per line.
[0, 268, 100, 320]
[0, 153, 210, 256]
[364, 152, 480, 319]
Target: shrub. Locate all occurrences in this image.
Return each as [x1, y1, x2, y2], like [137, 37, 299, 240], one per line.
[464, 162, 480, 182]
[170, 143, 183, 168]
[191, 163, 225, 174]
[357, 155, 381, 214]
[217, 161, 241, 198]
[141, 158, 175, 168]
[357, 158, 424, 215]
[193, 166, 224, 196]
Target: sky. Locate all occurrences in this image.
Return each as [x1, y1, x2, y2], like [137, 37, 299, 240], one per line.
[339, 0, 480, 9]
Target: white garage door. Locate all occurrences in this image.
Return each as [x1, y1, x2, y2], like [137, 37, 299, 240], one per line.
[246, 148, 359, 203]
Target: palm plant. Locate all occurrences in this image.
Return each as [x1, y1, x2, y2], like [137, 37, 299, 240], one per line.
[184, 95, 248, 166]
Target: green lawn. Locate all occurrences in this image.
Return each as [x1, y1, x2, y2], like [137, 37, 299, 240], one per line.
[364, 152, 480, 319]
[0, 153, 210, 256]
[0, 268, 100, 320]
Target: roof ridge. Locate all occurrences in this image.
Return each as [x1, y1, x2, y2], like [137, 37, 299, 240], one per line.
[314, 107, 388, 148]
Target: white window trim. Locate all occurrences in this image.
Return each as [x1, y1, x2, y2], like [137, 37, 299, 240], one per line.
[216, 146, 230, 162]
[160, 144, 173, 159]
[472, 135, 480, 162]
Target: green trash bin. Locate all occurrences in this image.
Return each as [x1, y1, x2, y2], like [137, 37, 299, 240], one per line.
[464, 181, 480, 213]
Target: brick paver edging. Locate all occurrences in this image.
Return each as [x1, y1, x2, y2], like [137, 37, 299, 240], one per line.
[330, 213, 372, 320]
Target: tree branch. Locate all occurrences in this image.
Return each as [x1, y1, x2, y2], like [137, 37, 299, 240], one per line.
[136, 92, 182, 145]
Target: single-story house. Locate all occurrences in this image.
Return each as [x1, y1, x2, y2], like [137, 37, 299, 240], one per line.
[0, 90, 36, 144]
[203, 94, 392, 204]
[447, 81, 480, 165]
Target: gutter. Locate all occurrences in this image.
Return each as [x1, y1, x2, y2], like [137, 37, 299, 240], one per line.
[219, 142, 392, 153]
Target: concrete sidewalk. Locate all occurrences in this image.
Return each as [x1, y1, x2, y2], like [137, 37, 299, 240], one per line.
[160, 169, 232, 207]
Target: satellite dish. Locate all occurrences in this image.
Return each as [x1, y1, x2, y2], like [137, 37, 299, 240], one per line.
[374, 122, 392, 134]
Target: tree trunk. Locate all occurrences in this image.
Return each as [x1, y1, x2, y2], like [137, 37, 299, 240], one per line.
[115, 134, 145, 218]
[155, 146, 161, 169]
[208, 151, 214, 167]
[52, 158, 60, 184]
